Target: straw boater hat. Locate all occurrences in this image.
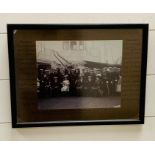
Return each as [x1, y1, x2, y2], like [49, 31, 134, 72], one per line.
[64, 75, 68, 78]
[45, 69, 50, 72]
[96, 74, 101, 77]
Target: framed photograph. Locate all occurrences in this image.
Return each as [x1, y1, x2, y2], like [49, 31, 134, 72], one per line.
[7, 24, 148, 128]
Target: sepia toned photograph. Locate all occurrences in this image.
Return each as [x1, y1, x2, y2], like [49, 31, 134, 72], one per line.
[36, 40, 122, 110]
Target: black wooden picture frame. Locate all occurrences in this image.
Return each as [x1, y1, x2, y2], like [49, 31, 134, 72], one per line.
[7, 24, 148, 128]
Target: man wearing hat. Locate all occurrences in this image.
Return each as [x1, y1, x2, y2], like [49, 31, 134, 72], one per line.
[51, 76, 60, 97]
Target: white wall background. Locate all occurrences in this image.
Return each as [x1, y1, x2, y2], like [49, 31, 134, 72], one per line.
[0, 13, 155, 141]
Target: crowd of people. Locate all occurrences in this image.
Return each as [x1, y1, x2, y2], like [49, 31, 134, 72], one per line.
[37, 64, 121, 98]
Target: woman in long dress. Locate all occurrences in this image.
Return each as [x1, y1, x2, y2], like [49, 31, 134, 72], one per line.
[61, 75, 70, 95]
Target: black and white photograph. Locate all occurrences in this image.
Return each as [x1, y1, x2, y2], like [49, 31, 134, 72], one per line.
[36, 40, 123, 110]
